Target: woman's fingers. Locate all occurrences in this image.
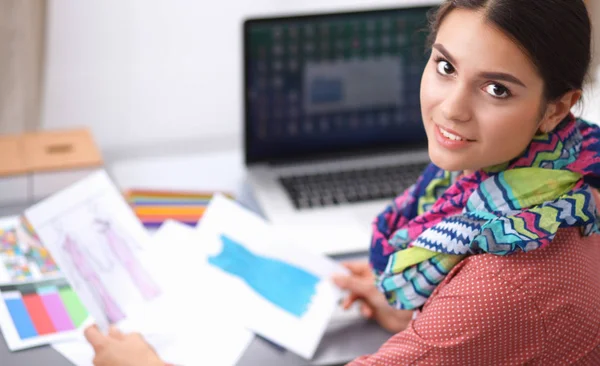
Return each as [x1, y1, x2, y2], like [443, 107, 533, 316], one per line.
[341, 261, 372, 276]
[108, 325, 124, 340]
[341, 292, 375, 318]
[342, 293, 360, 309]
[334, 275, 377, 299]
[334, 265, 379, 317]
[84, 325, 108, 352]
[361, 303, 374, 318]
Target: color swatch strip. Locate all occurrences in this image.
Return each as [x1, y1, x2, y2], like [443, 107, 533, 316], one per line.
[2, 284, 87, 340]
[124, 189, 233, 229]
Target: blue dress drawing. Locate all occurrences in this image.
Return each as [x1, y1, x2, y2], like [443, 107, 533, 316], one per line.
[208, 234, 320, 317]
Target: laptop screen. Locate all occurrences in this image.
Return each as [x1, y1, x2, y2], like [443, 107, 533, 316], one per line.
[244, 6, 434, 164]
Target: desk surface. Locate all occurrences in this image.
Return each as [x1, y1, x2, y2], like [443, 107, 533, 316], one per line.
[0, 150, 393, 366]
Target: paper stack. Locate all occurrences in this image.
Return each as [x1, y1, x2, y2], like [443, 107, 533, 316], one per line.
[0, 170, 346, 365]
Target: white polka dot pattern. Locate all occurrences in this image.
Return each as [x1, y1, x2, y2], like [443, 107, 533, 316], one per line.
[348, 227, 600, 365]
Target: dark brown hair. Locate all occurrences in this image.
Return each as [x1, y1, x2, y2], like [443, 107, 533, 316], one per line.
[427, 0, 592, 101]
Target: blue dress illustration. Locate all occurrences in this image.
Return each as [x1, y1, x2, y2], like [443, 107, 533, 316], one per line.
[208, 234, 320, 317]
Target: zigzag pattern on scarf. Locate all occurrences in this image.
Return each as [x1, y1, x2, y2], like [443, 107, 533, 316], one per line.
[411, 216, 482, 254]
[518, 119, 580, 169]
[371, 184, 421, 269]
[408, 184, 597, 257]
[379, 254, 464, 309]
[417, 170, 455, 215]
[370, 115, 600, 310]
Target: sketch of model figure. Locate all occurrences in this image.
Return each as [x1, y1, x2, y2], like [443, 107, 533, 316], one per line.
[61, 233, 126, 324]
[93, 217, 161, 300]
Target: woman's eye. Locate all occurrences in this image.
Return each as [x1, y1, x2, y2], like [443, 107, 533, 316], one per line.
[436, 60, 455, 75]
[484, 84, 510, 98]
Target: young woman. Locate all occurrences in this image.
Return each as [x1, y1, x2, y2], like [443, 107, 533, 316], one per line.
[84, 0, 600, 364]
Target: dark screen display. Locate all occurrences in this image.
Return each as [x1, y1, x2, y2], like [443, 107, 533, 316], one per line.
[244, 6, 433, 163]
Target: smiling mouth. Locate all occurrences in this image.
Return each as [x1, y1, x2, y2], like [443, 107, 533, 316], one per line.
[438, 126, 474, 142]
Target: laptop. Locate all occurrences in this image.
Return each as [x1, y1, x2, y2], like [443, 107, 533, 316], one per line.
[243, 6, 435, 256]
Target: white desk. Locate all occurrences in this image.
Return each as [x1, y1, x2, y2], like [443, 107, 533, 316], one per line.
[110, 149, 247, 195]
[1, 149, 393, 366]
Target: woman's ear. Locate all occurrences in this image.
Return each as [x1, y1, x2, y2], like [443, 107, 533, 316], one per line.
[539, 90, 582, 133]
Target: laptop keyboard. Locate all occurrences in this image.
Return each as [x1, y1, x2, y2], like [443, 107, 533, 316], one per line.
[279, 162, 429, 209]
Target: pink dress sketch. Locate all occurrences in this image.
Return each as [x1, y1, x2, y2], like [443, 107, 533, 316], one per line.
[62, 235, 126, 324]
[94, 219, 161, 300]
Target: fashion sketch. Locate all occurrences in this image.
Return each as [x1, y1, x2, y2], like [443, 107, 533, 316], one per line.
[59, 228, 126, 324]
[91, 206, 161, 301]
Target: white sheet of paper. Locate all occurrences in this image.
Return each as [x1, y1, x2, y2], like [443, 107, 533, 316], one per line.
[25, 170, 161, 332]
[195, 194, 347, 359]
[0, 216, 17, 225]
[52, 337, 95, 366]
[0, 216, 17, 229]
[139, 220, 254, 365]
[51, 320, 188, 366]
[52, 306, 250, 366]
[53, 220, 253, 366]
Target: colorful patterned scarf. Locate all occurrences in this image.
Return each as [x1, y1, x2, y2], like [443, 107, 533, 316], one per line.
[370, 114, 600, 310]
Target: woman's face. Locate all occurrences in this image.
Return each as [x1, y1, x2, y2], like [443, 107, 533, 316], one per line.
[420, 9, 546, 173]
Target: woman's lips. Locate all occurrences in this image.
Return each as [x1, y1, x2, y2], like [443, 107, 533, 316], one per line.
[435, 125, 474, 149]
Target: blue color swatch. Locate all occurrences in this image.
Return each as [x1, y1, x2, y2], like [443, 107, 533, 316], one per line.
[208, 234, 320, 318]
[4, 294, 38, 339]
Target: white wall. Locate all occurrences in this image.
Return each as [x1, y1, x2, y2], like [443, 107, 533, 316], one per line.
[42, 0, 440, 156]
[42, 0, 600, 156]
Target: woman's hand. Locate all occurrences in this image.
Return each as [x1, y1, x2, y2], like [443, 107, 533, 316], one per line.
[84, 325, 165, 366]
[333, 261, 413, 333]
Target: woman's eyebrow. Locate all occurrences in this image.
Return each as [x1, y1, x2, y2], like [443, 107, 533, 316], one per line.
[432, 43, 526, 87]
[432, 43, 456, 65]
[478, 72, 526, 87]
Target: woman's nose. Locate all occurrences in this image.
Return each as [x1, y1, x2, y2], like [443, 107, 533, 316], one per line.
[440, 84, 472, 123]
